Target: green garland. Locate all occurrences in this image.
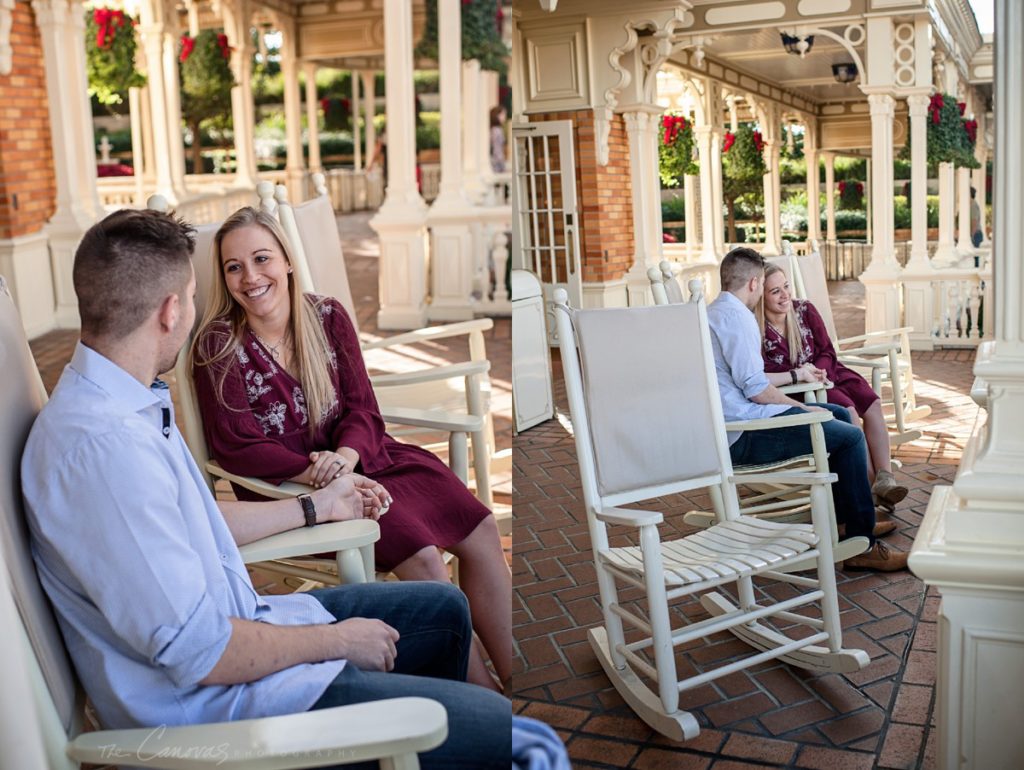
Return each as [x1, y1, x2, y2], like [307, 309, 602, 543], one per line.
[416, 0, 508, 74]
[86, 8, 145, 106]
[658, 114, 697, 186]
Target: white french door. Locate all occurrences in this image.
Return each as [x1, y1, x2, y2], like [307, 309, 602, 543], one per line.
[512, 120, 582, 344]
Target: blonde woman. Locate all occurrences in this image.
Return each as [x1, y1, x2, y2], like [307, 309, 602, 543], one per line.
[757, 263, 907, 513]
[190, 207, 511, 691]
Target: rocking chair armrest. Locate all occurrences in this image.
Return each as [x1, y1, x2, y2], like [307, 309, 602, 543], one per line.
[836, 342, 901, 357]
[369, 360, 491, 387]
[596, 507, 664, 527]
[361, 319, 494, 351]
[380, 405, 484, 433]
[837, 327, 913, 346]
[206, 461, 313, 499]
[778, 381, 832, 396]
[836, 354, 890, 369]
[725, 411, 832, 433]
[67, 697, 447, 768]
[239, 519, 380, 563]
[730, 470, 838, 487]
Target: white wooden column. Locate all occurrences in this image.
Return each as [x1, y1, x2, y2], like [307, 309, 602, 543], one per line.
[303, 63, 322, 175]
[351, 70, 362, 171]
[933, 162, 958, 265]
[710, 129, 725, 256]
[161, 21, 187, 197]
[858, 92, 901, 333]
[224, 0, 257, 189]
[762, 134, 782, 256]
[683, 173, 699, 254]
[956, 166, 972, 252]
[694, 126, 717, 260]
[370, 0, 429, 330]
[823, 151, 837, 240]
[461, 58, 485, 203]
[362, 71, 378, 169]
[623, 108, 664, 305]
[278, 15, 306, 202]
[426, 0, 474, 321]
[138, 20, 175, 200]
[804, 118, 821, 243]
[909, 5, 1024, 768]
[902, 91, 936, 351]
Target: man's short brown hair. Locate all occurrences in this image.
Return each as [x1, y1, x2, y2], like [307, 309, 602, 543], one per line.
[73, 209, 196, 340]
[720, 247, 766, 291]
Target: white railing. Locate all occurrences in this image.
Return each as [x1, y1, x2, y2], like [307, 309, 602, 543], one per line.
[174, 187, 257, 225]
[469, 204, 513, 316]
[932, 265, 993, 347]
[662, 245, 721, 302]
[321, 168, 385, 213]
[420, 164, 441, 202]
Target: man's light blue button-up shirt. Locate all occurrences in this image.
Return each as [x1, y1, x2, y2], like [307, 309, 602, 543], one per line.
[707, 290, 789, 445]
[22, 343, 345, 729]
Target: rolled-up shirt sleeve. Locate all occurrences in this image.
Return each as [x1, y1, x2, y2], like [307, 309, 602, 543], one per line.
[37, 429, 232, 688]
[715, 309, 772, 399]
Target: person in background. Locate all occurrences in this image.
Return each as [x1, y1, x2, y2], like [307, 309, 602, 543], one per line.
[970, 187, 983, 248]
[490, 105, 508, 174]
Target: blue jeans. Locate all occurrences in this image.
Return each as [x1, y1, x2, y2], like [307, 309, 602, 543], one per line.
[729, 404, 875, 542]
[307, 582, 511, 769]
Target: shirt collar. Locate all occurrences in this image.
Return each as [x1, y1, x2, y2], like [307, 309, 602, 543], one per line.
[69, 342, 164, 414]
[719, 291, 752, 312]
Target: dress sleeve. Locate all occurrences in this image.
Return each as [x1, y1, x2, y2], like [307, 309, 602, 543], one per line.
[321, 299, 393, 474]
[192, 326, 310, 485]
[801, 301, 840, 379]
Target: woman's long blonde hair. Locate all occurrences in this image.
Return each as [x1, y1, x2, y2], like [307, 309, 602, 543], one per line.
[757, 262, 803, 366]
[189, 206, 338, 430]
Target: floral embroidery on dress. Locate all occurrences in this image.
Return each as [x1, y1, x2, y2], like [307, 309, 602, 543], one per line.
[793, 301, 815, 366]
[292, 386, 308, 426]
[252, 340, 280, 374]
[764, 333, 786, 366]
[235, 345, 250, 365]
[245, 369, 272, 404]
[318, 302, 334, 318]
[257, 401, 288, 435]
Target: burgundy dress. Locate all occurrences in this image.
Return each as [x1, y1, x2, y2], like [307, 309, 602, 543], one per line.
[762, 299, 879, 416]
[193, 295, 489, 571]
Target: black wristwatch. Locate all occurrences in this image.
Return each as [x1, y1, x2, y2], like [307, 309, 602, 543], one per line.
[790, 369, 798, 385]
[298, 494, 317, 527]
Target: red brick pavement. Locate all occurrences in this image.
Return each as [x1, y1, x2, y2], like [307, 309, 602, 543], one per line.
[512, 281, 978, 769]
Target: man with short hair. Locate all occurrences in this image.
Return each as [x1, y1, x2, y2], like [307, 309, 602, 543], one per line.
[707, 247, 907, 571]
[22, 208, 510, 767]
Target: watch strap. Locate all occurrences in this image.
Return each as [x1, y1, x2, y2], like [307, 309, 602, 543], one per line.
[298, 494, 317, 527]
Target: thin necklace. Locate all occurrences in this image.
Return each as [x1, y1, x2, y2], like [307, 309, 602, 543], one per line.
[255, 329, 289, 361]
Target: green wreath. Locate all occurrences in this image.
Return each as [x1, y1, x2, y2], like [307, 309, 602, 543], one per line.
[658, 114, 698, 187]
[900, 92, 979, 170]
[86, 8, 145, 106]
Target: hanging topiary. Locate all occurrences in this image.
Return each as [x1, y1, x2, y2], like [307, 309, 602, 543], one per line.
[658, 114, 697, 186]
[838, 180, 864, 209]
[415, 0, 508, 74]
[179, 29, 237, 173]
[724, 123, 767, 177]
[901, 92, 980, 170]
[320, 97, 352, 132]
[85, 8, 146, 106]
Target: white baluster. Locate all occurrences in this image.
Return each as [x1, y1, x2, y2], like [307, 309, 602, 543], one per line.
[968, 281, 981, 341]
[492, 230, 509, 304]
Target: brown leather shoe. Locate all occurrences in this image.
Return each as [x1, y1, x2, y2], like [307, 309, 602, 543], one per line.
[872, 470, 908, 507]
[873, 520, 897, 537]
[844, 541, 908, 572]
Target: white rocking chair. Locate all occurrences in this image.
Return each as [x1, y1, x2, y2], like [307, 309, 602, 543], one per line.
[553, 288, 868, 741]
[0, 276, 446, 768]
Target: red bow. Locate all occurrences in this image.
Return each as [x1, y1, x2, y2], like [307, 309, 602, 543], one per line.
[957, 102, 966, 116]
[216, 33, 232, 60]
[929, 93, 944, 126]
[752, 130, 764, 154]
[964, 118, 978, 144]
[93, 8, 126, 50]
[722, 132, 736, 153]
[179, 35, 195, 63]
[838, 181, 847, 194]
[661, 115, 687, 146]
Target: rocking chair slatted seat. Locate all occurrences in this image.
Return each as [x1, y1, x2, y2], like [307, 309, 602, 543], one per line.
[553, 288, 868, 741]
[646, 266, 869, 571]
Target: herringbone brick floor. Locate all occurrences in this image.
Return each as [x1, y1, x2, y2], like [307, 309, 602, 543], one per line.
[512, 281, 979, 769]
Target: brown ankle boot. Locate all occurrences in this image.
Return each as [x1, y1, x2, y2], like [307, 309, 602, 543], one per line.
[872, 470, 908, 507]
[844, 541, 909, 572]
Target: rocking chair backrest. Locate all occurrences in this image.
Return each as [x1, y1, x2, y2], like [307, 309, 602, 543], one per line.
[554, 292, 735, 512]
[659, 261, 686, 304]
[793, 251, 839, 342]
[0, 277, 81, 745]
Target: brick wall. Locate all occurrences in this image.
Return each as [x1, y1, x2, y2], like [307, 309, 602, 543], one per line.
[528, 110, 634, 284]
[0, 2, 56, 239]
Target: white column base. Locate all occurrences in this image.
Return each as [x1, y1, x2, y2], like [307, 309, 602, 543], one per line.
[0, 231, 57, 338]
[858, 261, 902, 334]
[910, 484, 1024, 770]
[426, 204, 476, 321]
[581, 278, 629, 309]
[370, 202, 429, 330]
[625, 265, 655, 307]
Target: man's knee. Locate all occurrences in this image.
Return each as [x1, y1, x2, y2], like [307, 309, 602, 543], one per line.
[823, 403, 853, 424]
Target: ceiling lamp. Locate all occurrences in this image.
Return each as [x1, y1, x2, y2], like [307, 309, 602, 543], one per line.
[832, 62, 858, 84]
[780, 32, 814, 58]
